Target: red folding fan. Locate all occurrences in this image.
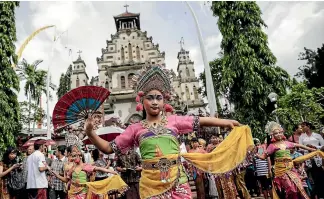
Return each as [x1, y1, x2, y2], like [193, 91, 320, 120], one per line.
[52, 86, 110, 131]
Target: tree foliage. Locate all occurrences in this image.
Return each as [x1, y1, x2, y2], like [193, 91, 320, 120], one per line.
[276, 83, 324, 134]
[16, 59, 53, 103]
[209, 2, 291, 138]
[296, 44, 324, 89]
[57, 65, 72, 99]
[16, 59, 55, 134]
[19, 101, 45, 129]
[0, 1, 21, 151]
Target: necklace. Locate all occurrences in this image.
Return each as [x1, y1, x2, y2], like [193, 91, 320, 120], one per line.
[141, 116, 168, 135]
[274, 141, 286, 150]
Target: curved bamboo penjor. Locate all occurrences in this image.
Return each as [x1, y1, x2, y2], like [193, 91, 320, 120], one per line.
[13, 25, 55, 68]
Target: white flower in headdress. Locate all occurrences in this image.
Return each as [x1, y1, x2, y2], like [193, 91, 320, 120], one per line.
[265, 121, 283, 135]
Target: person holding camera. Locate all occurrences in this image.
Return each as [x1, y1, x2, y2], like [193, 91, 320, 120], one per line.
[0, 147, 26, 199]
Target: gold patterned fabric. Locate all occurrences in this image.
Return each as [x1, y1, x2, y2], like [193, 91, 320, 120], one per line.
[139, 125, 254, 199]
[80, 175, 129, 199]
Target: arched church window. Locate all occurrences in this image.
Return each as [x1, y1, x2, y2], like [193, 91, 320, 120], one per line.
[185, 86, 190, 100]
[128, 43, 133, 61]
[136, 46, 140, 60]
[186, 67, 190, 77]
[105, 81, 109, 89]
[193, 86, 199, 99]
[128, 73, 135, 87]
[121, 76, 125, 89]
[76, 77, 80, 87]
[121, 47, 125, 62]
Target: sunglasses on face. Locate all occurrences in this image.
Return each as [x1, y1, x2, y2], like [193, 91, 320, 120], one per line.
[145, 94, 163, 101]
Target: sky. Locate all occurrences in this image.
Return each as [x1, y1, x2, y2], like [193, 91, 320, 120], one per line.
[14, 1, 324, 125]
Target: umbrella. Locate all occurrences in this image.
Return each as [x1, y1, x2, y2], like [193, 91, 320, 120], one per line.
[82, 126, 124, 145]
[52, 86, 110, 131]
[22, 136, 56, 147]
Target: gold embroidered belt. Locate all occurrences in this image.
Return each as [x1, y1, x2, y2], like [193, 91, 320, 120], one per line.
[275, 158, 292, 163]
[142, 158, 179, 170]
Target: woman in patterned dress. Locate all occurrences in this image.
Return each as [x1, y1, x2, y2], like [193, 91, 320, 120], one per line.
[0, 148, 22, 199]
[84, 65, 253, 199]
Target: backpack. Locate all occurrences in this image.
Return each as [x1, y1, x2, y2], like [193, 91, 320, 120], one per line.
[8, 167, 26, 191]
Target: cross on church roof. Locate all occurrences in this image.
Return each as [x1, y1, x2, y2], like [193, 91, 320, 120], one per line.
[77, 50, 82, 57]
[124, 4, 129, 12]
[179, 37, 185, 51]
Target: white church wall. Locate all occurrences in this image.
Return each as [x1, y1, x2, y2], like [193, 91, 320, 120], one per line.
[113, 102, 132, 122]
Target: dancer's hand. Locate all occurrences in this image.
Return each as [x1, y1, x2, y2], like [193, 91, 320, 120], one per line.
[84, 114, 95, 135]
[135, 166, 142, 171]
[224, 119, 241, 129]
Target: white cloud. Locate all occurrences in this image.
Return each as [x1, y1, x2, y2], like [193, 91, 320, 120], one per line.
[14, 1, 324, 124]
[261, 2, 324, 75]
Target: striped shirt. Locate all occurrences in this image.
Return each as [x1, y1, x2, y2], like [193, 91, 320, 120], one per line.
[255, 158, 269, 176]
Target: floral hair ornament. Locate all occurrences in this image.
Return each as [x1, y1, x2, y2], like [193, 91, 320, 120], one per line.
[131, 64, 175, 113]
[265, 121, 285, 142]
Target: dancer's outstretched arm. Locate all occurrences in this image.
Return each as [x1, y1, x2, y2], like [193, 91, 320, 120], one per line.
[84, 116, 113, 154]
[295, 143, 317, 152]
[199, 117, 240, 129]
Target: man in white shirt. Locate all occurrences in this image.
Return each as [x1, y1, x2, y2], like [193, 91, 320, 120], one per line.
[27, 139, 49, 199]
[83, 146, 92, 163]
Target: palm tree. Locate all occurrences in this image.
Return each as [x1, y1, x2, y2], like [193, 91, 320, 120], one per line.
[16, 58, 54, 135]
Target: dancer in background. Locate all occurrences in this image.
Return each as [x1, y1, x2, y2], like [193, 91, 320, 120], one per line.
[85, 64, 253, 199]
[256, 121, 324, 199]
[50, 145, 123, 199]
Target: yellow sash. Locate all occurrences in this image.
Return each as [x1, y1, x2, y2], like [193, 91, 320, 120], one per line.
[140, 125, 254, 199]
[80, 175, 128, 199]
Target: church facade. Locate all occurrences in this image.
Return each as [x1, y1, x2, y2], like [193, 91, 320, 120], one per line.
[70, 9, 206, 123]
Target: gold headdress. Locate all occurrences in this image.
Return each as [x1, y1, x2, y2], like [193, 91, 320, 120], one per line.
[131, 65, 174, 112]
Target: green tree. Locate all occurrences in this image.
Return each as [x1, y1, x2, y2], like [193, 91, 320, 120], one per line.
[296, 44, 324, 89]
[276, 83, 324, 134]
[0, 1, 21, 151]
[19, 101, 45, 130]
[57, 65, 72, 99]
[210, 1, 291, 138]
[16, 59, 53, 134]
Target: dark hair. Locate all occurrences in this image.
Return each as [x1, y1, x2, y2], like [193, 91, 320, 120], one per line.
[2, 147, 18, 165]
[266, 135, 271, 148]
[293, 124, 301, 131]
[92, 149, 100, 161]
[265, 135, 275, 165]
[57, 145, 66, 156]
[142, 109, 147, 120]
[301, 121, 314, 130]
[34, 139, 45, 150]
[67, 146, 72, 154]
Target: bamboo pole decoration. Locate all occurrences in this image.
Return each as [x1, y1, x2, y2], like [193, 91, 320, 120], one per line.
[13, 25, 55, 68]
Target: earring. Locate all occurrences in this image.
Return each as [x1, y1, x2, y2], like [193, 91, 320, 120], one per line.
[271, 136, 276, 142]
